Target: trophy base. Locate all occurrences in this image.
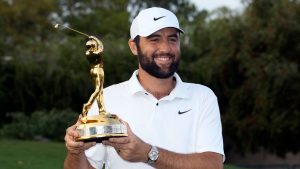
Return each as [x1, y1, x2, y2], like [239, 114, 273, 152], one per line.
[79, 135, 126, 143]
[76, 114, 127, 143]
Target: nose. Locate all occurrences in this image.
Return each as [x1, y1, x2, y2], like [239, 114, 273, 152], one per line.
[159, 39, 172, 53]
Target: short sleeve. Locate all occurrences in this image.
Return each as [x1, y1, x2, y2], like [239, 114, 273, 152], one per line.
[196, 94, 225, 160]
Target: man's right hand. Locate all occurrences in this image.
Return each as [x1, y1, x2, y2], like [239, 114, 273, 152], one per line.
[64, 117, 96, 169]
[64, 117, 96, 155]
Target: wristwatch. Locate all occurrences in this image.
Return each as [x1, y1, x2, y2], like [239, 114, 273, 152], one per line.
[147, 145, 159, 165]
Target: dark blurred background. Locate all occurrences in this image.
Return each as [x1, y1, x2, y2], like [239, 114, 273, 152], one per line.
[0, 0, 299, 167]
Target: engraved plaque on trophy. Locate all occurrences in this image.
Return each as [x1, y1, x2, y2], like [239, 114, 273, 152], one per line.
[55, 24, 127, 142]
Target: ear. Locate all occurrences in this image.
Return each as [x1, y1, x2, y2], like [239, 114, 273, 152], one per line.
[128, 39, 138, 55]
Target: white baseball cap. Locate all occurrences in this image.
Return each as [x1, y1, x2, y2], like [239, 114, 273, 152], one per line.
[130, 7, 184, 39]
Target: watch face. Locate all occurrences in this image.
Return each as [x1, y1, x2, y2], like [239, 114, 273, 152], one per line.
[149, 149, 159, 160]
[148, 146, 159, 164]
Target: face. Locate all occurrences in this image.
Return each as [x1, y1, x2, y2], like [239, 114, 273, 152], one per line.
[134, 28, 181, 79]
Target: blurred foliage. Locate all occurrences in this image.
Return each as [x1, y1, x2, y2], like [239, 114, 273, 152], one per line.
[0, 0, 299, 156]
[183, 0, 300, 156]
[0, 109, 78, 141]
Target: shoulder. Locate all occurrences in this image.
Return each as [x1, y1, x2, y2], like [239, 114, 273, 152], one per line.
[173, 73, 217, 100]
[176, 82, 218, 108]
[182, 82, 217, 99]
[104, 80, 129, 94]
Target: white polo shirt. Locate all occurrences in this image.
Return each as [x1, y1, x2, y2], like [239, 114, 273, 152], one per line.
[85, 70, 224, 169]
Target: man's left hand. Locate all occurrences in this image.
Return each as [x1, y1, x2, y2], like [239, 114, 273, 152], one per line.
[102, 121, 151, 163]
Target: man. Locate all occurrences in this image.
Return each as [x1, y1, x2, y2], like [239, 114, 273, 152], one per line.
[64, 7, 224, 169]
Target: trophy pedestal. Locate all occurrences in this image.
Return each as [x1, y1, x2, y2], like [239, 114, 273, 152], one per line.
[76, 114, 127, 143]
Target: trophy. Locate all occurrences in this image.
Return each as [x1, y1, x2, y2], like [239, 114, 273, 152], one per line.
[54, 24, 127, 142]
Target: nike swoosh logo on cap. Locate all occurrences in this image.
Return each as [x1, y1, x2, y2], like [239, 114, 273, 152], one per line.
[178, 109, 192, 115]
[153, 16, 165, 21]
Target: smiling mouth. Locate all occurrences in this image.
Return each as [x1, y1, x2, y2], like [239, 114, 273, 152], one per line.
[154, 56, 173, 64]
[156, 56, 171, 61]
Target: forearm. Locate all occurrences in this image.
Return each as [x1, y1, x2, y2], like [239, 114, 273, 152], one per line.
[64, 152, 94, 169]
[152, 148, 223, 169]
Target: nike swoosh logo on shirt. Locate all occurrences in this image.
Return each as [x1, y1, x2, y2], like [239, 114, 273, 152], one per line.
[153, 16, 165, 21]
[178, 109, 192, 115]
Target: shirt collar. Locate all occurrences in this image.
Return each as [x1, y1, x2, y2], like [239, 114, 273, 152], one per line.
[169, 73, 189, 99]
[127, 70, 189, 99]
[127, 70, 145, 95]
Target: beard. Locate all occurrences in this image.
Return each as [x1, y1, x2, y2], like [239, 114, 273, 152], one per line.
[137, 46, 180, 79]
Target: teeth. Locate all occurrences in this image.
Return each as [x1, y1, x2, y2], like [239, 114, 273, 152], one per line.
[157, 57, 169, 61]
[155, 56, 171, 60]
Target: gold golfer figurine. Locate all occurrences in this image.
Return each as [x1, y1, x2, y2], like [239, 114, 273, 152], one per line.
[82, 36, 105, 120]
[54, 24, 127, 142]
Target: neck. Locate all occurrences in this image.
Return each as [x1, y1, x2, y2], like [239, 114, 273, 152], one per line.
[137, 69, 176, 100]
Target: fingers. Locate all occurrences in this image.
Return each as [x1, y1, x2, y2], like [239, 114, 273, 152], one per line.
[66, 116, 83, 141]
[102, 127, 130, 150]
[65, 133, 96, 154]
[83, 142, 97, 149]
[76, 115, 83, 125]
[65, 125, 84, 149]
[107, 136, 130, 144]
[66, 124, 81, 141]
[104, 142, 124, 151]
[102, 137, 128, 150]
[102, 121, 134, 150]
[64, 118, 96, 154]
[121, 121, 134, 137]
[101, 121, 150, 162]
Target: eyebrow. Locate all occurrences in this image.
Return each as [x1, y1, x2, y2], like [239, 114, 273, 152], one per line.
[146, 33, 179, 39]
[146, 34, 160, 39]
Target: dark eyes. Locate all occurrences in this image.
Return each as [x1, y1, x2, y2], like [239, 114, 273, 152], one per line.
[150, 38, 159, 42]
[169, 37, 178, 42]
